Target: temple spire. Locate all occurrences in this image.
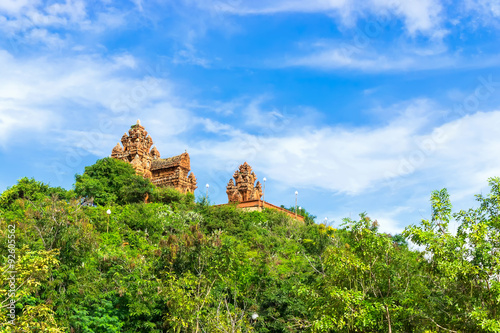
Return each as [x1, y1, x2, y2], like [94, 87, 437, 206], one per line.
[226, 162, 262, 203]
[110, 120, 197, 194]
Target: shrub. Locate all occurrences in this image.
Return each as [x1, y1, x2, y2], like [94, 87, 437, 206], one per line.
[74, 158, 153, 206]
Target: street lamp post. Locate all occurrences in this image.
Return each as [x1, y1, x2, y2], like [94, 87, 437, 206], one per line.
[262, 177, 266, 207]
[106, 209, 111, 233]
[295, 191, 298, 217]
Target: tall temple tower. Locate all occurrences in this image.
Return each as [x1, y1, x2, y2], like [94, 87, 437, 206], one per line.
[226, 162, 262, 202]
[111, 120, 197, 194]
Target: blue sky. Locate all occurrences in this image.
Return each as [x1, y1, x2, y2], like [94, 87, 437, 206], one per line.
[1, 0, 500, 234]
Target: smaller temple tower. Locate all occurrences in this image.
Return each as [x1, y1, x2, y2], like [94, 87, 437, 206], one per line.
[224, 162, 304, 221]
[226, 162, 262, 202]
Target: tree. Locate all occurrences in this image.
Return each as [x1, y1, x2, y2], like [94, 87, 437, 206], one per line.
[0, 177, 72, 210]
[281, 205, 316, 225]
[304, 214, 427, 332]
[404, 180, 500, 332]
[74, 158, 153, 206]
[0, 246, 64, 332]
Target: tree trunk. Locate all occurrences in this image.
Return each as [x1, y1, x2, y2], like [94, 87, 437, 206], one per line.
[385, 304, 392, 333]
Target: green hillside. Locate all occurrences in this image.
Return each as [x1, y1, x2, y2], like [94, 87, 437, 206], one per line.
[1, 158, 500, 332]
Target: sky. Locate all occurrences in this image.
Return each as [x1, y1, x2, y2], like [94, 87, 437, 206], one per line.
[1, 0, 500, 235]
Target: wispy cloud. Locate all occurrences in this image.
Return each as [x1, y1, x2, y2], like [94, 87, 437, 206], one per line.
[0, 0, 37, 15]
[282, 40, 500, 72]
[0, 48, 173, 150]
[285, 48, 423, 72]
[191, 99, 500, 202]
[0, 105, 55, 149]
[0, 0, 132, 49]
[193, 0, 444, 36]
[172, 49, 211, 68]
[465, 0, 500, 19]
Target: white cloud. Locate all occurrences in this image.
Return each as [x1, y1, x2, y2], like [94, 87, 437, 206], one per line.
[189, 99, 240, 116]
[182, 98, 500, 233]
[461, 0, 500, 29]
[198, 118, 238, 135]
[191, 99, 433, 193]
[1, 0, 89, 30]
[194, 0, 444, 36]
[425, 111, 500, 199]
[25, 28, 66, 48]
[0, 51, 138, 105]
[140, 102, 194, 138]
[0, 0, 129, 48]
[0, 106, 54, 148]
[374, 0, 442, 35]
[465, 0, 500, 18]
[0, 49, 176, 150]
[283, 39, 500, 72]
[132, 0, 144, 12]
[172, 49, 211, 68]
[112, 54, 137, 69]
[282, 33, 460, 71]
[368, 207, 410, 235]
[242, 96, 284, 128]
[0, 0, 37, 15]
[207, 0, 348, 14]
[46, 0, 87, 23]
[287, 48, 419, 71]
[53, 130, 117, 156]
[190, 97, 500, 206]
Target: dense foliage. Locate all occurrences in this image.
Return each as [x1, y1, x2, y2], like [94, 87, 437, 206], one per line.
[0, 160, 500, 332]
[74, 158, 153, 206]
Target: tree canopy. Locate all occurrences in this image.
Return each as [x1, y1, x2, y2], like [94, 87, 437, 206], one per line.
[0, 160, 499, 332]
[74, 157, 153, 206]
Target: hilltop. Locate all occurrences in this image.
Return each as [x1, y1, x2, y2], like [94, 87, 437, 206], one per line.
[0, 158, 499, 332]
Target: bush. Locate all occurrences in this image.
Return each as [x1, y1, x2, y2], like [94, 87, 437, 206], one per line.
[150, 186, 194, 206]
[0, 177, 73, 210]
[74, 158, 153, 206]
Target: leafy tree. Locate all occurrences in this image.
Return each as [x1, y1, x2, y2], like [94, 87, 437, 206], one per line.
[3, 170, 500, 332]
[301, 215, 427, 332]
[0, 177, 73, 210]
[74, 158, 153, 206]
[281, 205, 316, 225]
[0, 246, 64, 332]
[405, 179, 500, 332]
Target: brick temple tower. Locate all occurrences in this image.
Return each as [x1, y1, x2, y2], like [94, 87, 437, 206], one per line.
[111, 120, 197, 193]
[224, 162, 304, 221]
[226, 162, 263, 202]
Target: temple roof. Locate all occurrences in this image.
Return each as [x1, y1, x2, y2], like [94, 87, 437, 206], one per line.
[151, 153, 188, 170]
[112, 143, 123, 153]
[151, 146, 160, 159]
